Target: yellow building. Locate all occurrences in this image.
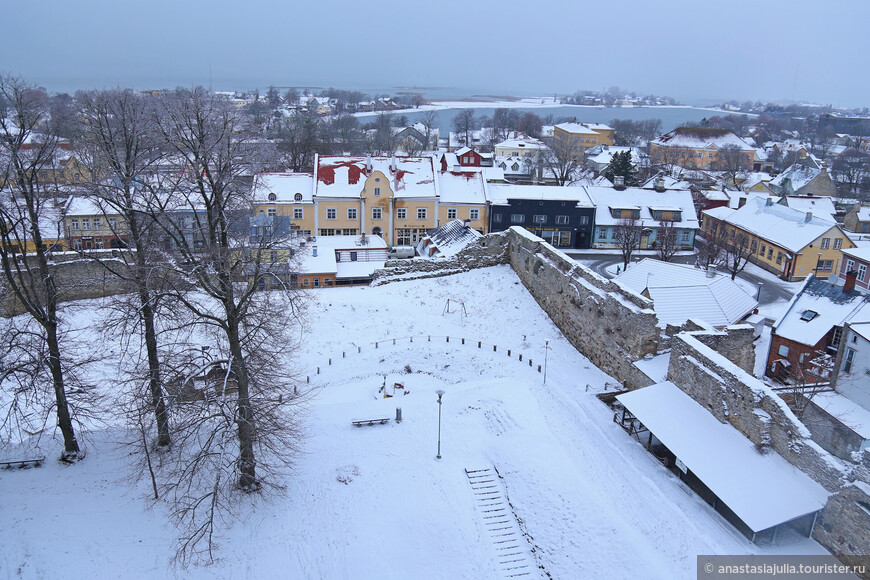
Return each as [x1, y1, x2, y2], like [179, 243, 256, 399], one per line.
[649, 128, 755, 171]
[553, 122, 614, 157]
[64, 196, 127, 250]
[252, 172, 316, 237]
[311, 155, 489, 247]
[702, 196, 855, 281]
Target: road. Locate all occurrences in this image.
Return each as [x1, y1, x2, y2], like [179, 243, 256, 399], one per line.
[564, 250, 795, 307]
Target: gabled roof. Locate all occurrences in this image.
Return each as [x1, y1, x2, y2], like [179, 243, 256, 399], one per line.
[494, 136, 548, 150]
[614, 258, 757, 328]
[437, 170, 486, 204]
[651, 128, 755, 151]
[315, 156, 436, 199]
[587, 186, 699, 228]
[487, 183, 594, 206]
[769, 162, 823, 193]
[774, 276, 870, 346]
[254, 173, 314, 203]
[702, 196, 841, 254]
[779, 195, 836, 220]
[841, 247, 870, 263]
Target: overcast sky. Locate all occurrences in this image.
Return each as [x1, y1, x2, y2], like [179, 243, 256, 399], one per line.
[5, 0, 869, 108]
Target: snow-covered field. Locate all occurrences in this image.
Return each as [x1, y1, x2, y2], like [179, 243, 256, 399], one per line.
[0, 265, 827, 579]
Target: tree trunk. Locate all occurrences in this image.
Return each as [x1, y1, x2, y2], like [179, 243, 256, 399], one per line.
[46, 321, 79, 459]
[226, 320, 257, 490]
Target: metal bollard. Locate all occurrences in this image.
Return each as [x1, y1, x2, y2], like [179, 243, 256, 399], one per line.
[462, 338, 465, 345]
[396, 407, 402, 423]
[493, 345, 497, 352]
[343, 352, 345, 358]
[478, 341, 481, 348]
[507, 349, 511, 356]
[446, 336, 449, 343]
[519, 354, 523, 361]
[537, 365, 541, 373]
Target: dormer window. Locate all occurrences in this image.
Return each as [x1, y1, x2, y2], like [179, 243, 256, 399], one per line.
[268, 193, 277, 202]
[294, 193, 303, 202]
[800, 310, 818, 322]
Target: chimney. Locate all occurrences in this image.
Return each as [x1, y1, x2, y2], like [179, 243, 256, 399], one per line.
[463, 219, 471, 228]
[390, 155, 397, 172]
[614, 175, 625, 190]
[805, 211, 813, 222]
[312, 246, 318, 257]
[765, 197, 774, 206]
[845, 269, 858, 292]
[654, 177, 665, 192]
[365, 155, 372, 172]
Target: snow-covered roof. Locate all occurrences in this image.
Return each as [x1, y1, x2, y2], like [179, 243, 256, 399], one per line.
[487, 184, 594, 206]
[651, 128, 755, 151]
[780, 196, 836, 220]
[315, 156, 436, 199]
[437, 170, 486, 204]
[297, 235, 388, 278]
[617, 382, 829, 533]
[554, 122, 598, 135]
[773, 276, 870, 347]
[254, 173, 314, 203]
[639, 174, 691, 191]
[703, 196, 840, 254]
[854, 206, 870, 221]
[841, 247, 870, 263]
[587, 186, 699, 228]
[769, 163, 822, 193]
[64, 196, 122, 217]
[494, 136, 548, 151]
[416, 219, 482, 259]
[614, 259, 757, 328]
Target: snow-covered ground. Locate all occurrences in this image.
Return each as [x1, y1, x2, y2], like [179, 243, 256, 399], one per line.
[0, 266, 827, 579]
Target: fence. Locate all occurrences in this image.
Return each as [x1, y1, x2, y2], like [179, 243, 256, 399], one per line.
[305, 334, 546, 384]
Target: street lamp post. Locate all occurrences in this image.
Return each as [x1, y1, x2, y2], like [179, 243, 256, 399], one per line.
[435, 389, 445, 459]
[543, 339, 550, 385]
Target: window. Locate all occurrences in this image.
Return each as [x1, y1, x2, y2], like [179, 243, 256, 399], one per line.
[267, 208, 277, 217]
[778, 345, 790, 357]
[347, 208, 357, 220]
[844, 348, 856, 373]
[268, 193, 277, 201]
[372, 207, 382, 220]
[95, 238, 104, 249]
[533, 215, 547, 224]
[293, 208, 303, 220]
[71, 219, 79, 230]
[82, 218, 90, 230]
[816, 259, 833, 272]
[821, 238, 830, 249]
[374, 187, 381, 196]
[558, 231, 571, 246]
[834, 238, 842, 250]
[831, 327, 843, 348]
[469, 209, 479, 221]
[93, 218, 101, 230]
[341, 229, 357, 235]
[397, 208, 407, 220]
[447, 208, 457, 219]
[859, 264, 868, 282]
[313, 278, 320, 288]
[846, 259, 855, 273]
[759, 243, 765, 256]
[350, 251, 358, 262]
[776, 252, 784, 265]
[555, 215, 569, 225]
[767, 248, 773, 260]
[294, 193, 303, 202]
[510, 214, 525, 224]
[319, 228, 336, 236]
[416, 207, 427, 220]
[493, 214, 503, 224]
[598, 228, 608, 240]
[750, 240, 757, 252]
[680, 230, 690, 242]
[652, 210, 663, 220]
[800, 310, 818, 321]
[326, 208, 337, 220]
[580, 216, 589, 225]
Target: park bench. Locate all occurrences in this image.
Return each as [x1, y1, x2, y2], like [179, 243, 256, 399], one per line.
[0, 456, 45, 469]
[352, 418, 390, 427]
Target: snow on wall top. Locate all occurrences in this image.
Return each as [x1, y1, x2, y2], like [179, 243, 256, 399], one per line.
[617, 381, 829, 533]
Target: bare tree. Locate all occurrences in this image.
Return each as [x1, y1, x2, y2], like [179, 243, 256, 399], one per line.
[276, 109, 319, 172]
[0, 75, 80, 461]
[656, 220, 679, 262]
[452, 109, 477, 148]
[149, 88, 306, 560]
[614, 217, 642, 269]
[76, 88, 173, 448]
[832, 148, 870, 198]
[714, 144, 749, 187]
[651, 145, 690, 176]
[539, 136, 582, 186]
[417, 110, 438, 150]
[365, 113, 396, 156]
[720, 228, 753, 280]
[695, 225, 724, 271]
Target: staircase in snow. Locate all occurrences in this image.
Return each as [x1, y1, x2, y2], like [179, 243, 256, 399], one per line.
[465, 467, 540, 579]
